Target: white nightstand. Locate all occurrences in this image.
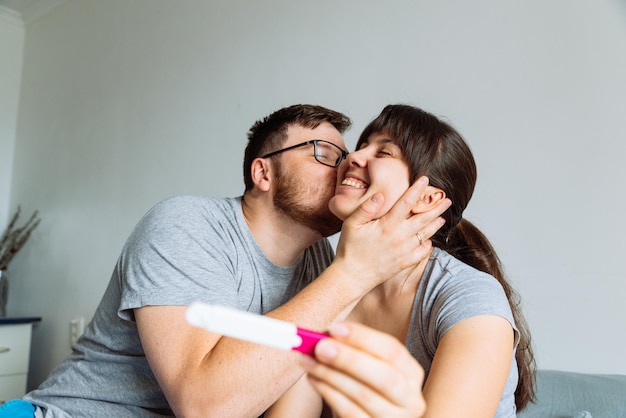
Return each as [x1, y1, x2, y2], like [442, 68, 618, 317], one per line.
[0, 317, 41, 404]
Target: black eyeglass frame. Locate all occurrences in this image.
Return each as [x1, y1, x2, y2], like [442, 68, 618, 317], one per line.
[260, 140, 349, 168]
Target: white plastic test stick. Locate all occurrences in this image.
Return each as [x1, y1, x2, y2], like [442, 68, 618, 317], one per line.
[186, 302, 328, 356]
[186, 302, 301, 350]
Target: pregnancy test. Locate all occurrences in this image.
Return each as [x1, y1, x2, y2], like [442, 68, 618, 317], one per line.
[185, 302, 328, 356]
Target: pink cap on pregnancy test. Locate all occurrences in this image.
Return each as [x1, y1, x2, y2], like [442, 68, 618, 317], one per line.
[185, 302, 328, 356]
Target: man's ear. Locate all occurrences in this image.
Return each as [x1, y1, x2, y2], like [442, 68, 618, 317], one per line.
[412, 186, 446, 214]
[250, 158, 272, 192]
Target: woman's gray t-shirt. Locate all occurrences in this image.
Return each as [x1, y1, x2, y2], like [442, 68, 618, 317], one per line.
[407, 247, 520, 418]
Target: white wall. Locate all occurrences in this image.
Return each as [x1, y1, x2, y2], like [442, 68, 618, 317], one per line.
[0, 6, 24, 227]
[3, 0, 626, 390]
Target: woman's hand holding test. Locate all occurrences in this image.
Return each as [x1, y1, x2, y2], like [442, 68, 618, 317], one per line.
[301, 321, 426, 418]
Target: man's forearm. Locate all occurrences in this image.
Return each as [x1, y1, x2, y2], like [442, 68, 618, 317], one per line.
[168, 262, 366, 417]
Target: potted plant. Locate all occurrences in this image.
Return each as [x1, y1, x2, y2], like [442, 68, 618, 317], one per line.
[0, 206, 41, 316]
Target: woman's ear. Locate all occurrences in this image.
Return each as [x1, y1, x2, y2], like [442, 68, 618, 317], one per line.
[412, 186, 446, 214]
[250, 158, 272, 192]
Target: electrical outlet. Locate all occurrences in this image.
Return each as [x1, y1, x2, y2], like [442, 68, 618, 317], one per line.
[70, 317, 85, 346]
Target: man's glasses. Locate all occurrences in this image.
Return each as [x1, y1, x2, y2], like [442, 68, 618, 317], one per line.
[261, 140, 348, 168]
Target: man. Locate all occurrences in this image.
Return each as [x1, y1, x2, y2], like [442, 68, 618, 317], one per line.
[19, 104, 448, 417]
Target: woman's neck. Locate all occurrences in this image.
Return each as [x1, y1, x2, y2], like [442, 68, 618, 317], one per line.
[374, 247, 434, 298]
[350, 248, 434, 341]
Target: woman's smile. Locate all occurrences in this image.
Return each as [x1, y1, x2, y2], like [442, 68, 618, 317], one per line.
[340, 175, 369, 189]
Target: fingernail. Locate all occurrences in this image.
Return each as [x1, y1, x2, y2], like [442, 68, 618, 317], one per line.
[371, 194, 382, 204]
[329, 322, 349, 338]
[316, 339, 338, 361]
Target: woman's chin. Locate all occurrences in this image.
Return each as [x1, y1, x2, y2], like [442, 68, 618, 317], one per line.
[328, 200, 353, 222]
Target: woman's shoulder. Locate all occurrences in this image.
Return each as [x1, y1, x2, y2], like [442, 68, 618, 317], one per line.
[429, 248, 496, 285]
[424, 248, 510, 311]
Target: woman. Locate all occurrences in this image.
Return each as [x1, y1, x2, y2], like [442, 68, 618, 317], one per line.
[267, 104, 535, 417]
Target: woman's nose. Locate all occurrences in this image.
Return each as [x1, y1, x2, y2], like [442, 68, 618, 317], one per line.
[346, 149, 367, 167]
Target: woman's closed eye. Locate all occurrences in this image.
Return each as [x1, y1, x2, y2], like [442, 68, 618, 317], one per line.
[357, 137, 402, 158]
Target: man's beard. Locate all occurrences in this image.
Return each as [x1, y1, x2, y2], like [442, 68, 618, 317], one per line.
[272, 163, 343, 238]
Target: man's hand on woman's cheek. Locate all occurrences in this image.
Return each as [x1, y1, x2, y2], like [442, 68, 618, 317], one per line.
[334, 176, 451, 292]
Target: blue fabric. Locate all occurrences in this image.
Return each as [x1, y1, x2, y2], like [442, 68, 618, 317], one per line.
[0, 400, 35, 417]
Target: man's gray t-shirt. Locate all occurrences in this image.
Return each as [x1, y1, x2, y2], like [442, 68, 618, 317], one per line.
[408, 247, 520, 417]
[25, 196, 334, 417]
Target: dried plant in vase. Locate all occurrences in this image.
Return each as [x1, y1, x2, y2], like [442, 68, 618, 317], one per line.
[0, 206, 41, 271]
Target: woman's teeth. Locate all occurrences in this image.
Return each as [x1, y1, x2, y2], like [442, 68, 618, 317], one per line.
[341, 178, 367, 189]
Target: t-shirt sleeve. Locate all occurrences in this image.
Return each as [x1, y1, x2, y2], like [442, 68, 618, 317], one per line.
[117, 197, 240, 321]
[433, 271, 519, 346]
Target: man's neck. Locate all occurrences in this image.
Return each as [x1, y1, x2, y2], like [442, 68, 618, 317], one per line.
[241, 193, 323, 267]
